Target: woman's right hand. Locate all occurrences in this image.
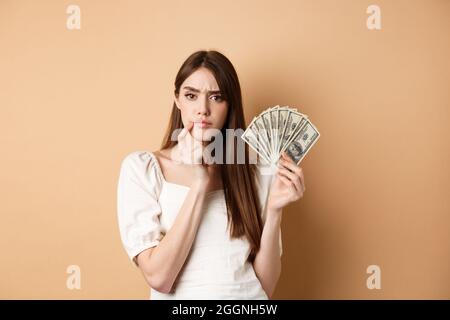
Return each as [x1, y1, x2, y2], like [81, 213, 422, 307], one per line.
[173, 122, 211, 184]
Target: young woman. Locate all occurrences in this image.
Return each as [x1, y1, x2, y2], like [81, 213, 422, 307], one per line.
[117, 50, 305, 299]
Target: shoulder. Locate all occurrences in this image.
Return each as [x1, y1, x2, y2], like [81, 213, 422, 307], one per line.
[120, 150, 160, 173]
[254, 163, 277, 188]
[119, 150, 164, 193]
[253, 163, 277, 209]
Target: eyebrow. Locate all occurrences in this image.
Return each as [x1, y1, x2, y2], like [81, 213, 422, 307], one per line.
[182, 86, 222, 94]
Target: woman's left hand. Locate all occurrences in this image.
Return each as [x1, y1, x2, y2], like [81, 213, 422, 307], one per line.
[267, 152, 305, 212]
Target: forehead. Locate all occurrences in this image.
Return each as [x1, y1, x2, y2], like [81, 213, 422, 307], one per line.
[181, 67, 220, 91]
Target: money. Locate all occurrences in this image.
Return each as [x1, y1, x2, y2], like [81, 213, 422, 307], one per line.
[242, 105, 320, 165]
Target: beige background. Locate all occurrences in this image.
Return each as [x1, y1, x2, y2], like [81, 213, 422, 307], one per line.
[1, 0, 449, 299]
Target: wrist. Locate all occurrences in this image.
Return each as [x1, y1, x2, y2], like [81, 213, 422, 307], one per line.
[266, 207, 283, 222]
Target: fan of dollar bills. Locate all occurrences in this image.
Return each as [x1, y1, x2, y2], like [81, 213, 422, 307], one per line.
[242, 105, 320, 165]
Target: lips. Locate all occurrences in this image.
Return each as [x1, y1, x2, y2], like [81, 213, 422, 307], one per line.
[194, 120, 212, 128]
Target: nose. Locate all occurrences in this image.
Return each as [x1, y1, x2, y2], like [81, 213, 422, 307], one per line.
[196, 95, 210, 117]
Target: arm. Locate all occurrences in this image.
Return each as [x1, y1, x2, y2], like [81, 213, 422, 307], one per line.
[136, 180, 208, 294]
[252, 208, 282, 298]
[253, 152, 306, 298]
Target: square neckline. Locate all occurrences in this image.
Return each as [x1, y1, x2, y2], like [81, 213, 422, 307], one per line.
[149, 151, 224, 196]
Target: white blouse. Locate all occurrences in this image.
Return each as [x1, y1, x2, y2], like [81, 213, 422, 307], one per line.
[117, 150, 282, 300]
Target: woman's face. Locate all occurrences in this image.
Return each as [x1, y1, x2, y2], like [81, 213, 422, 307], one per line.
[175, 67, 228, 142]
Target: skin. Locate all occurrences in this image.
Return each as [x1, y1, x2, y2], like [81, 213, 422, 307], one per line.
[157, 67, 228, 190]
[136, 67, 306, 298]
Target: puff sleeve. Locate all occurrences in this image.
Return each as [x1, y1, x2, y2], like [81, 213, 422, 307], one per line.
[117, 151, 164, 265]
[254, 164, 283, 257]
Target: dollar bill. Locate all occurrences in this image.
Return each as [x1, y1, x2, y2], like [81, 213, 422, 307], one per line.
[241, 121, 271, 164]
[243, 105, 320, 165]
[281, 119, 320, 165]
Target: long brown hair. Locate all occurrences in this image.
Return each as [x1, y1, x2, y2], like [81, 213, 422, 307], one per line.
[160, 50, 263, 263]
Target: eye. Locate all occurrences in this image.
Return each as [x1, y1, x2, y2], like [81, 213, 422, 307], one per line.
[210, 95, 223, 102]
[185, 93, 196, 100]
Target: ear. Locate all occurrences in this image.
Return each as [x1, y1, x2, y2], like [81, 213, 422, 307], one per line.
[174, 92, 181, 110]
